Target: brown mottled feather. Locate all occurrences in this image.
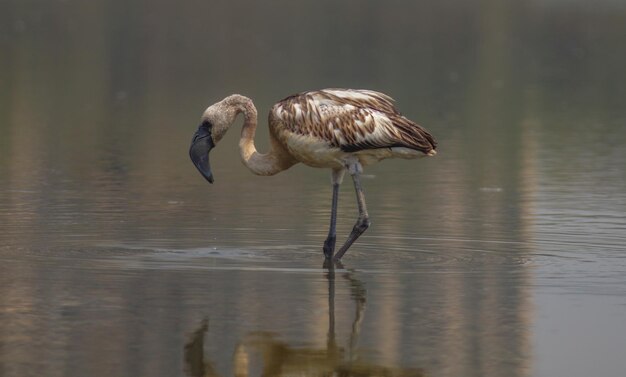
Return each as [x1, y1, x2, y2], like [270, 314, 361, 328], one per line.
[270, 89, 437, 154]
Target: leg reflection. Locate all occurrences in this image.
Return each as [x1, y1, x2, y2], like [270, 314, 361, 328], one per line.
[183, 263, 423, 376]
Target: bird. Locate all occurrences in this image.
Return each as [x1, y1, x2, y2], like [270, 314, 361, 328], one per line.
[189, 89, 437, 261]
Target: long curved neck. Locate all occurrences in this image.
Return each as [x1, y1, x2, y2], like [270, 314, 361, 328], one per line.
[226, 95, 295, 176]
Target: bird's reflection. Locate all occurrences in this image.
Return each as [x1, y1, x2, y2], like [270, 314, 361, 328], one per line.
[184, 318, 219, 377]
[184, 261, 424, 377]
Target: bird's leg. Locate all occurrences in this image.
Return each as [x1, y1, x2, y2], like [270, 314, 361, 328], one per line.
[323, 169, 345, 259]
[322, 183, 339, 259]
[333, 165, 370, 261]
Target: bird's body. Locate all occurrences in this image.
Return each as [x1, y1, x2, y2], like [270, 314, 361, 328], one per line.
[190, 89, 437, 261]
[270, 89, 436, 169]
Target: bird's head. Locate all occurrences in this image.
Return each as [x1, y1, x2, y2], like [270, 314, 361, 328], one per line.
[189, 96, 241, 184]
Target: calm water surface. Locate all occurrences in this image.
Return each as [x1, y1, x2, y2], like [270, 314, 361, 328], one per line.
[1, 1, 626, 376]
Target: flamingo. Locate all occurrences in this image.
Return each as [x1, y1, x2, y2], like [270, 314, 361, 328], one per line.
[189, 89, 437, 260]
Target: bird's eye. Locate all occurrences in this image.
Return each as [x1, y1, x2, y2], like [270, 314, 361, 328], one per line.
[201, 120, 213, 128]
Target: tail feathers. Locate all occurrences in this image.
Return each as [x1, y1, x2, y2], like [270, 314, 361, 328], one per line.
[391, 115, 437, 154]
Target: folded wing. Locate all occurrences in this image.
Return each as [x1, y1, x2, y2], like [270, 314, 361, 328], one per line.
[272, 89, 437, 154]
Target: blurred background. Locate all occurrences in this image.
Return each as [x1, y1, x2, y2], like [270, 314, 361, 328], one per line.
[1, 1, 625, 377]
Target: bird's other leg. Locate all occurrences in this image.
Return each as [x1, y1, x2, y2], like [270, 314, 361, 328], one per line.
[334, 163, 370, 261]
[323, 169, 345, 259]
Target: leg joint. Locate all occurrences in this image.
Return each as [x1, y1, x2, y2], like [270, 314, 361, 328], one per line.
[354, 216, 371, 233]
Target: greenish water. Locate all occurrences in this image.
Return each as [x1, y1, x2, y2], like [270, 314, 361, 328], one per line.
[1, 1, 626, 376]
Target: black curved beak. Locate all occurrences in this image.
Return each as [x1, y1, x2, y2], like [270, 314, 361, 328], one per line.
[189, 122, 215, 184]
